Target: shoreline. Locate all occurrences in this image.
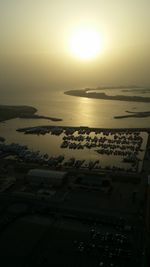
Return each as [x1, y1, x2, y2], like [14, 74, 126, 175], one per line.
[114, 110, 150, 119]
[0, 105, 62, 122]
[64, 89, 150, 103]
[2, 126, 148, 174]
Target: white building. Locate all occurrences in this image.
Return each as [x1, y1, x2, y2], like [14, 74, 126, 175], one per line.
[27, 169, 67, 187]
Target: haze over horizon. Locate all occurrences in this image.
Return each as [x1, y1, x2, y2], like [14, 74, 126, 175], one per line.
[0, 0, 150, 90]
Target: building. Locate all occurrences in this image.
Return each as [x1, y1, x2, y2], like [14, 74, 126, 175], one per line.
[74, 172, 111, 190]
[27, 169, 67, 187]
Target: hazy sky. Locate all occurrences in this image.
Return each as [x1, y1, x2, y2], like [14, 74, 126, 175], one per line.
[0, 0, 150, 87]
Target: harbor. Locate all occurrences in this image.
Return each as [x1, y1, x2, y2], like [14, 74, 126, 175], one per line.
[0, 128, 148, 267]
[0, 126, 148, 173]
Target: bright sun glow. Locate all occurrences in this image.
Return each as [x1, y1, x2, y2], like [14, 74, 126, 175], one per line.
[70, 28, 103, 60]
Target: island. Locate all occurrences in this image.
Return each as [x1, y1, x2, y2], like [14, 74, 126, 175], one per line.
[0, 105, 62, 122]
[114, 110, 150, 119]
[64, 88, 150, 103]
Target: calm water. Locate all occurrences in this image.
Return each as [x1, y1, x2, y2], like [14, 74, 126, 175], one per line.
[1, 88, 150, 128]
[0, 87, 149, 170]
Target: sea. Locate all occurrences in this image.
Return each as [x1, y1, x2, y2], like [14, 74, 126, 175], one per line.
[0, 87, 150, 170]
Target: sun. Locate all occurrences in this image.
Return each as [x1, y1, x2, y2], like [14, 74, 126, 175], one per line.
[70, 28, 103, 60]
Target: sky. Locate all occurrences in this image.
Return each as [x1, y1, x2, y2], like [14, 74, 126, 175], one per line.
[0, 0, 150, 88]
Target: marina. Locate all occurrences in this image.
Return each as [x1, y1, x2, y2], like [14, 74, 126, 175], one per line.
[1, 127, 148, 173]
[0, 0, 150, 264]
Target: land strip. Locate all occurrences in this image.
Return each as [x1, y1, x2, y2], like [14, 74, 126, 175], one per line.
[64, 89, 150, 103]
[0, 105, 62, 122]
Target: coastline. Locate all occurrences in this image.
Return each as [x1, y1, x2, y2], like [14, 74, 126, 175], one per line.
[64, 89, 150, 103]
[0, 105, 62, 122]
[114, 111, 150, 119]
